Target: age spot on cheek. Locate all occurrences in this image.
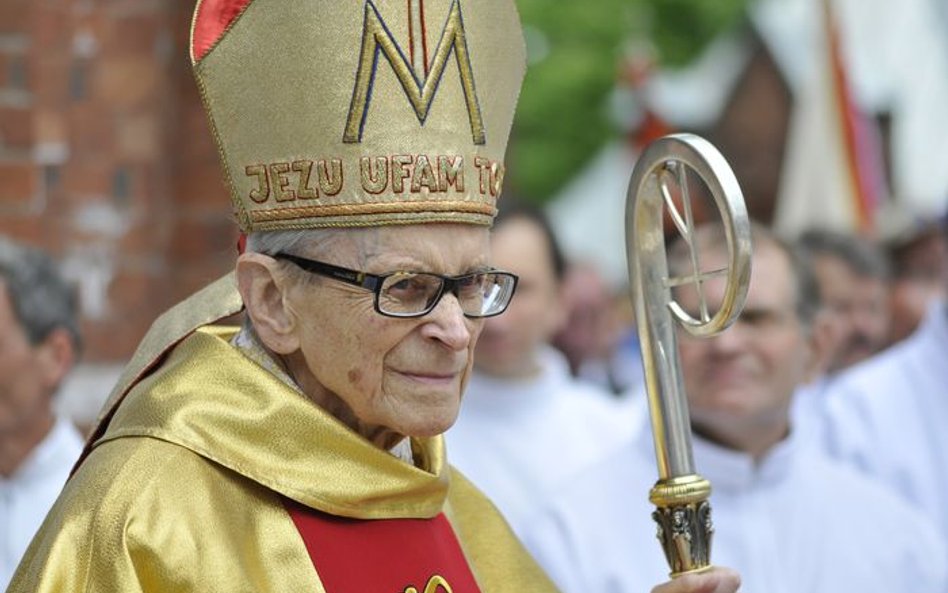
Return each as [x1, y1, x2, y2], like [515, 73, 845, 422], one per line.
[347, 368, 362, 385]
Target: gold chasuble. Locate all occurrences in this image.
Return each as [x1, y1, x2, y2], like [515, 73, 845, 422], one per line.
[9, 324, 557, 592]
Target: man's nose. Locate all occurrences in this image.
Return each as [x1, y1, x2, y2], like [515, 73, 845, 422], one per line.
[421, 292, 474, 351]
[706, 320, 751, 353]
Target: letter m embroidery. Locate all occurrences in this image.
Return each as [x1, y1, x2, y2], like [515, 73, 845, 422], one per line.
[344, 0, 486, 145]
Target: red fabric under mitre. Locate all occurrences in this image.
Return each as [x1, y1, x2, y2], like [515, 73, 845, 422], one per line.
[191, 0, 255, 62]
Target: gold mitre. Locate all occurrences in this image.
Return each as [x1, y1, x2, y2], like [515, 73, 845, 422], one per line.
[190, 0, 526, 232]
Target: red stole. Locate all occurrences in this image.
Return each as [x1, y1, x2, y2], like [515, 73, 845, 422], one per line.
[285, 500, 484, 593]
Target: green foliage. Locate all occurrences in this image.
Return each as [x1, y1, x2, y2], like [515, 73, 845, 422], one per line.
[508, 0, 749, 204]
[650, 0, 750, 66]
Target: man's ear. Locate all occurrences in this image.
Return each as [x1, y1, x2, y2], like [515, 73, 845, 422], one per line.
[36, 328, 75, 394]
[804, 309, 835, 383]
[548, 282, 570, 336]
[236, 253, 300, 354]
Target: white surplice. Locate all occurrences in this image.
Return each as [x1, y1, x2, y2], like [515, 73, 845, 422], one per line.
[823, 301, 948, 546]
[446, 346, 642, 537]
[1, 417, 84, 590]
[521, 400, 947, 593]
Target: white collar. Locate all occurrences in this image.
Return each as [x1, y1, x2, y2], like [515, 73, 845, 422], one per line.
[635, 416, 798, 492]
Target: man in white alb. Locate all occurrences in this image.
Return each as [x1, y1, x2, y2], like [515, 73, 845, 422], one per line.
[520, 223, 947, 593]
[0, 236, 84, 590]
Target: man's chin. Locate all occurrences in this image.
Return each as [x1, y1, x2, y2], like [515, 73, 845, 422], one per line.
[691, 391, 755, 417]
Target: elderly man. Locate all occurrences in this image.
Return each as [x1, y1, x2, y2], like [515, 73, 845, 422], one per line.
[0, 237, 84, 590]
[7, 1, 736, 592]
[521, 223, 946, 593]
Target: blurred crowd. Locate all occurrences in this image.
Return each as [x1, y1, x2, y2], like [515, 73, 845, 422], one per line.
[2, 202, 947, 590]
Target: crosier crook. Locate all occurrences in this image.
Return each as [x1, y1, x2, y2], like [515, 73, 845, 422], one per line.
[624, 134, 753, 577]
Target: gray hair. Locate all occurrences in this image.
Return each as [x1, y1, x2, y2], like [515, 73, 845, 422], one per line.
[245, 228, 340, 257]
[667, 222, 821, 327]
[240, 228, 358, 334]
[0, 236, 81, 354]
[797, 229, 891, 281]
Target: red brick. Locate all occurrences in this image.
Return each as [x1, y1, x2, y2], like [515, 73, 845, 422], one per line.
[0, 162, 36, 206]
[0, 217, 45, 244]
[114, 212, 169, 256]
[34, 109, 67, 145]
[168, 215, 238, 261]
[82, 312, 153, 362]
[32, 55, 70, 104]
[67, 105, 115, 156]
[93, 55, 165, 109]
[0, 106, 33, 149]
[106, 0, 170, 18]
[173, 163, 229, 211]
[168, 264, 237, 305]
[0, 2, 32, 33]
[175, 110, 219, 163]
[31, 8, 69, 51]
[61, 161, 113, 197]
[116, 113, 160, 161]
[105, 15, 167, 56]
[34, 214, 72, 253]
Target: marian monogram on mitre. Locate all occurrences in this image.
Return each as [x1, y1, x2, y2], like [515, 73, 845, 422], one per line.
[344, 0, 486, 145]
[240, 0, 503, 209]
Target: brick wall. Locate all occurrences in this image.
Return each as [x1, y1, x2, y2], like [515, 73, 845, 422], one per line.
[0, 0, 237, 373]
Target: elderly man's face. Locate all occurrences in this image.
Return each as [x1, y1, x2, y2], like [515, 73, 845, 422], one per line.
[282, 224, 490, 445]
[0, 282, 56, 440]
[676, 243, 814, 450]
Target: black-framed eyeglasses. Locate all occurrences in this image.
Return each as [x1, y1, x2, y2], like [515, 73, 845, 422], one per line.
[274, 252, 518, 319]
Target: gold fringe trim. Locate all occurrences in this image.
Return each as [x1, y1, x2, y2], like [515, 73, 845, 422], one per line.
[249, 200, 495, 223]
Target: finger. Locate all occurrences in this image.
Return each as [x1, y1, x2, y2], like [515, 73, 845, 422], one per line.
[650, 567, 741, 593]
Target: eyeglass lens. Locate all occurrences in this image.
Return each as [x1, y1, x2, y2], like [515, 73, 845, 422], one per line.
[378, 272, 513, 317]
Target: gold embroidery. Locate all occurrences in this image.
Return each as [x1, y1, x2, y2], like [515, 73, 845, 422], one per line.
[410, 155, 439, 192]
[317, 158, 344, 196]
[392, 155, 414, 193]
[489, 160, 504, 197]
[404, 574, 454, 593]
[292, 160, 317, 200]
[269, 162, 295, 202]
[249, 200, 494, 224]
[344, 0, 486, 145]
[360, 156, 389, 194]
[438, 156, 464, 192]
[474, 157, 504, 196]
[246, 154, 476, 205]
[245, 164, 269, 203]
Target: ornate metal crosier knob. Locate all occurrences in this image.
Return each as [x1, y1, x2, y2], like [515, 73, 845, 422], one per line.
[625, 134, 752, 577]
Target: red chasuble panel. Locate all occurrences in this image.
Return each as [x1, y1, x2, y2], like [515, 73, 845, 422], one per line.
[285, 500, 484, 593]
